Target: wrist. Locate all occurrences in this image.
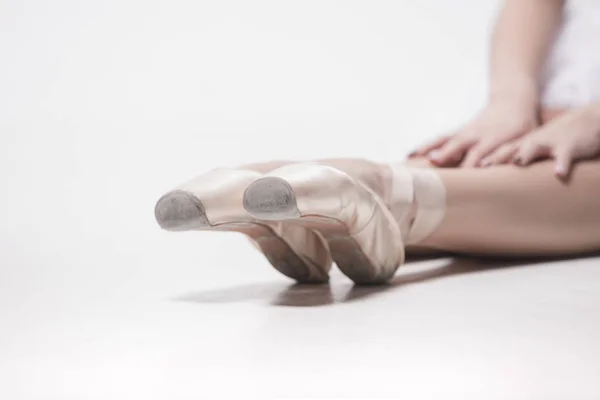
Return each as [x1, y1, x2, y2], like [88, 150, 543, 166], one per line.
[488, 75, 539, 109]
[488, 91, 539, 121]
[586, 100, 600, 124]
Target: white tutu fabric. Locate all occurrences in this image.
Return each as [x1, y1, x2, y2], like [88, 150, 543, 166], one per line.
[541, 0, 600, 109]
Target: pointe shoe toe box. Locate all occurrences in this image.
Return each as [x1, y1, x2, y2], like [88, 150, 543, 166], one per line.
[243, 177, 301, 220]
[155, 191, 209, 231]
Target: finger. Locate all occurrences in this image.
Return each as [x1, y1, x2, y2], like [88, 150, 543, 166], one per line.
[461, 135, 514, 168]
[460, 143, 487, 168]
[513, 140, 551, 166]
[480, 142, 519, 167]
[553, 145, 574, 179]
[552, 137, 591, 179]
[409, 135, 451, 158]
[428, 137, 473, 166]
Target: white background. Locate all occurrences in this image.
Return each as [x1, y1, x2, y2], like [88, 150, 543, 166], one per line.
[2, 0, 600, 399]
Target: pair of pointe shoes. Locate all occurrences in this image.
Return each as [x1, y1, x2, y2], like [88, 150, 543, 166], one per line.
[155, 163, 405, 285]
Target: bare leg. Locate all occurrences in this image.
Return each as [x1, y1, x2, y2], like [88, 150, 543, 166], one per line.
[419, 159, 600, 256]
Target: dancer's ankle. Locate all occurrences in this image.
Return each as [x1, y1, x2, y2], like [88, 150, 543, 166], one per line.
[387, 164, 446, 245]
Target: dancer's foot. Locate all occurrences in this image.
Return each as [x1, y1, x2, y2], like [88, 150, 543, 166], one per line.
[313, 159, 446, 247]
[242, 163, 404, 285]
[155, 168, 332, 283]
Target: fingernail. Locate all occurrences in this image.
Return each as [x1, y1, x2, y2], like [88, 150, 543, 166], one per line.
[555, 165, 567, 176]
[480, 159, 491, 167]
[428, 151, 441, 161]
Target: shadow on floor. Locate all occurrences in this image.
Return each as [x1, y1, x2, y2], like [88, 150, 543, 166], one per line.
[174, 253, 599, 307]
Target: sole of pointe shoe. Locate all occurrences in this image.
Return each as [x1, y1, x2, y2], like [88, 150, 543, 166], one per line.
[154, 190, 328, 283]
[243, 177, 389, 285]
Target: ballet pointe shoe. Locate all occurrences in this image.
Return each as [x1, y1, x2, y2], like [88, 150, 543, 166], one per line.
[154, 168, 332, 283]
[242, 163, 404, 285]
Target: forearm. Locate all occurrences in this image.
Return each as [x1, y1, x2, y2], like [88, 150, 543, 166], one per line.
[489, 0, 565, 104]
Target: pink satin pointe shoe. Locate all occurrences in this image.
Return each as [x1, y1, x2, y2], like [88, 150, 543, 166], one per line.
[154, 168, 332, 283]
[242, 163, 404, 285]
